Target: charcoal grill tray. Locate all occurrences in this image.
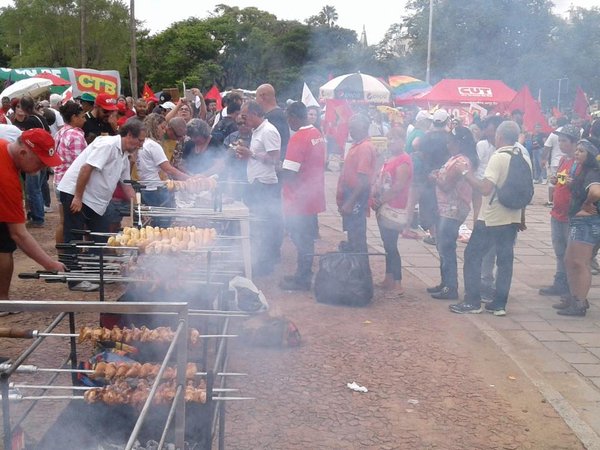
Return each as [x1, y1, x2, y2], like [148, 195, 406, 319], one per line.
[35, 400, 213, 450]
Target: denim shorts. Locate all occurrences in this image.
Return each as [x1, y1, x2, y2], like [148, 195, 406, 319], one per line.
[569, 216, 600, 246]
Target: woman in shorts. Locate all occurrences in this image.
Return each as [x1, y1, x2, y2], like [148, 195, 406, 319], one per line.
[559, 139, 600, 316]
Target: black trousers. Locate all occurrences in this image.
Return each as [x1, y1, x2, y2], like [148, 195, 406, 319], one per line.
[60, 192, 110, 244]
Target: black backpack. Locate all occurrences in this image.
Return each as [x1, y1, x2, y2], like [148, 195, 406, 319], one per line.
[490, 147, 534, 209]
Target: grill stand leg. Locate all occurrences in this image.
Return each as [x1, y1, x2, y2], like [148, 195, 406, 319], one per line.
[1, 374, 11, 450]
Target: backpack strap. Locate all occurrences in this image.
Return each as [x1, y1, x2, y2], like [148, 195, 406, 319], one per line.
[487, 146, 520, 205]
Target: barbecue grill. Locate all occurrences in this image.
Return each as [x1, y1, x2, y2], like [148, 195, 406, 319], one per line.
[0, 301, 249, 450]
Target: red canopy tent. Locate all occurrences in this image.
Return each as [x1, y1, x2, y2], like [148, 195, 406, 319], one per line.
[416, 79, 517, 105]
[504, 85, 552, 133]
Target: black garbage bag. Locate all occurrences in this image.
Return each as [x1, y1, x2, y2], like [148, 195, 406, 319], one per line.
[314, 252, 373, 307]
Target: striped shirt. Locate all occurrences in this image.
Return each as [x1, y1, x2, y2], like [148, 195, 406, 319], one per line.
[54, 124, 87, 184]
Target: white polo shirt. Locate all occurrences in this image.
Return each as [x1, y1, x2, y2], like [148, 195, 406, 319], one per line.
[544, 127, 565, 168]
[247, 119, 281, 184]
[57, 135, 130, 215]
[475, 139, 495, 180]
[136, 138, 168, 190]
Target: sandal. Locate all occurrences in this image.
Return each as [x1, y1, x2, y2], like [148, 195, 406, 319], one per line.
[402, 229, 420, 239]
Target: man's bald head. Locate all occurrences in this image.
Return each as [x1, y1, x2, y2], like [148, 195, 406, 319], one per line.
[256, 83, 277, 111]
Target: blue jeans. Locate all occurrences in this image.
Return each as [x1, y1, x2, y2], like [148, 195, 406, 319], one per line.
[377, 218, 402, 281]
[436, 217, 461, 290]
[287, 215, 317, 281]
[244, 181, 282, 272]
[26, 171, 45, 224]
[464, 221, 518, 307]
[551, 217, 570, 286]
[481, 245, 496, 290]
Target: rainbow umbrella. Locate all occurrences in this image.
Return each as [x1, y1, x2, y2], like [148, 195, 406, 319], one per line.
[388, 75, 431, 103]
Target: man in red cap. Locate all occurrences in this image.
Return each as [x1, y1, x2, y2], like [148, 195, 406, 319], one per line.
[82, 93, 119, 144]
[0, 129, 66, 307]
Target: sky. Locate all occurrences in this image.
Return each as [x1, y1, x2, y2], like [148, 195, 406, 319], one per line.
[136, 0, 596, 44]
[0, 0, 596, 44]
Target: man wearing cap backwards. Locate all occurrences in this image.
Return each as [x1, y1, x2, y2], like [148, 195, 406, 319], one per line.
[0, 129, 66, 306]
[539, 125, 580, 301]
[82, 93, 119, 144]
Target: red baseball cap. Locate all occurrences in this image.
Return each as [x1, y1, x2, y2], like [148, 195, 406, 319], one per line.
[95, 93, 118, 111]
[21, 129, 62, 167]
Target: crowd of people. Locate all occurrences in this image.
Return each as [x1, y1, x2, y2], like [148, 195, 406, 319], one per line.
[1, 84, 600, 320]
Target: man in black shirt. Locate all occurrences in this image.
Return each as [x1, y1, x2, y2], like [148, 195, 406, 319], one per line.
[83, 93, 119, 143]
[418, 109, 450, 245]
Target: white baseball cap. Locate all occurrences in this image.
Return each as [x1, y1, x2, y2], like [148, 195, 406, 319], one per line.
[161, 101, 176, 110]
[415, 110, 432, 121]
[432, 109, 449, 123]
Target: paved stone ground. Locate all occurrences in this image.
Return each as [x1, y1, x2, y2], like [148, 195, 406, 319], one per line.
[359, 176, 600, 449]
[3, 172, 600, 449]
[223, 173, 596, 449]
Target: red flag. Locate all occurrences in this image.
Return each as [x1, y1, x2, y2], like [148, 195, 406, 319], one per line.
[204, 85, 222, 110]
[506, 85, 552, 133]
[142, 82, 157, 102]
[552, 107, 563, 119]
[573, 86, 590, 120]
[323, 99, 353, 152]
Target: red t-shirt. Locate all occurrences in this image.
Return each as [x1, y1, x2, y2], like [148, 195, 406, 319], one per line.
[282, 125, 326, 215]
[551, 157, 578, 223]
[336, 138, 377, 206]
[0, 140, 26, 224]
[380, 153, 413, 209]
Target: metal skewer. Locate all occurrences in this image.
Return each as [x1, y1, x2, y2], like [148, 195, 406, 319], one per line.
[3, 394, 254, 401]
[0, 329, 238, 339]
[0, 363, 247, 377]
[10, 383, 239, 393]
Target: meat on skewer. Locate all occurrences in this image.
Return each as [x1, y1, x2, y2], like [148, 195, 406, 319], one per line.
[78, 326, 200, 345]
[83, 380, 207, 406]
[91, 362, 198, 381]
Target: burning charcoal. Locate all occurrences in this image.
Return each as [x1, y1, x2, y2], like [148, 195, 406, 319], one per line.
[145, 440, 159, 450]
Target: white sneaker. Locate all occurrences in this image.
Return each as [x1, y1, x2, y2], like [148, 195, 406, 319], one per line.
[44, 206, 52, 213]
[69, 281, 100, 292]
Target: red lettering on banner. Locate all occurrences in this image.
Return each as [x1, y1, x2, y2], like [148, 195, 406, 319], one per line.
[74, 70, 118, 96]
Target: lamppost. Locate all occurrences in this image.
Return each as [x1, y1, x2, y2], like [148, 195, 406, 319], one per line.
[425, 0, 433, 84]
[557, 77, 568, 112]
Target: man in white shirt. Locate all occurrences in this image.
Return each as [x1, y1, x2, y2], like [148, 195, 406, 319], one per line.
[236, 100, 281, 276]
[57, 119, 145, 244]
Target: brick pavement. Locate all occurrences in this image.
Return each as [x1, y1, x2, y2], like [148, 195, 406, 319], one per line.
[321, 172, 600, 449]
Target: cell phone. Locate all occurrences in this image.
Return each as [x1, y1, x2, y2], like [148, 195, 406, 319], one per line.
[184, 89, 194, 102]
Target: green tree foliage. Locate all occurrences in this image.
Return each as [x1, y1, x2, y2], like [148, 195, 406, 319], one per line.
[378, 0, 600, 102]
[0, 0, 131, 72]
[137, 4, 377, 100]
[306, 5, 339, 27]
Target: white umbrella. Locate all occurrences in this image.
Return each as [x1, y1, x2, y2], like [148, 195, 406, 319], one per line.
[0, 77, 53, 100]
[320, 73, 391, 104]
